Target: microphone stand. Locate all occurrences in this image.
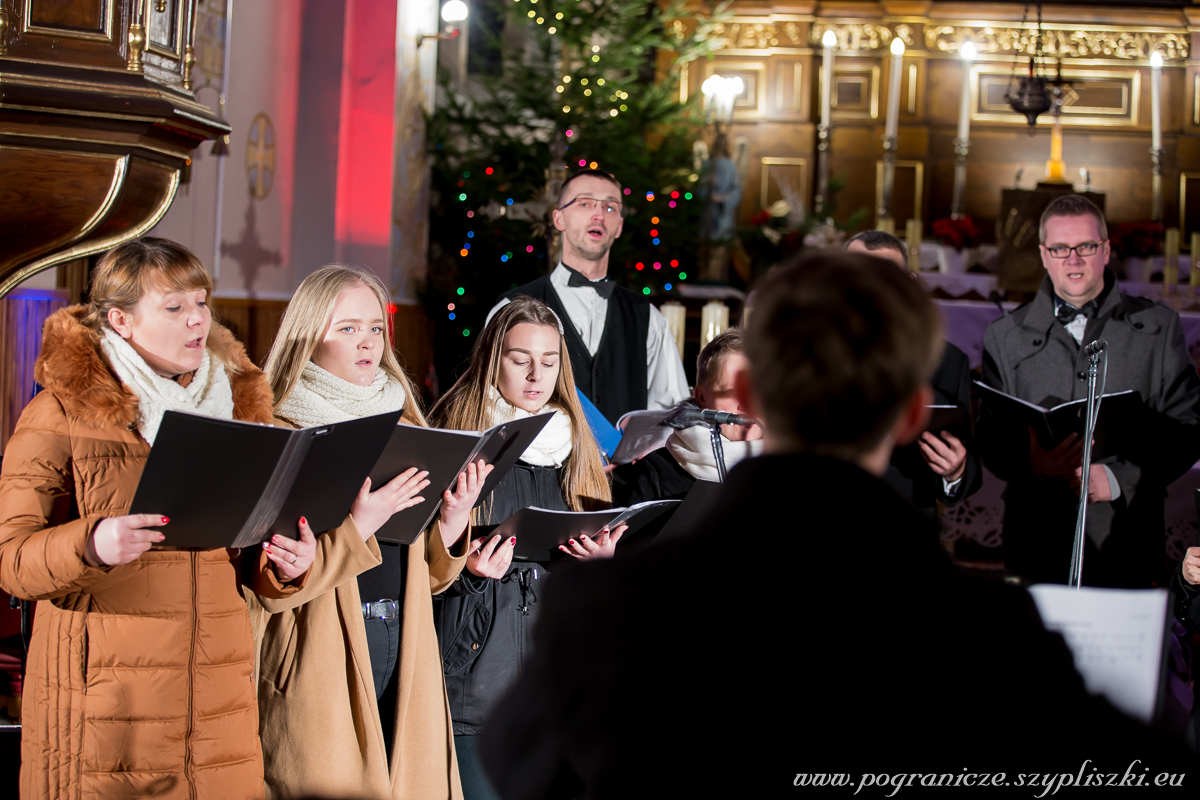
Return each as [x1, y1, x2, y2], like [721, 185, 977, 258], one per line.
[708, 423, 729, 482]
[1068, 344, 1107, 588]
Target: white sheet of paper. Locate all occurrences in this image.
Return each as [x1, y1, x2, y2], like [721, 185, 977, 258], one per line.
[1027, 585, 1168, 724]
[612, 409, 674, 464]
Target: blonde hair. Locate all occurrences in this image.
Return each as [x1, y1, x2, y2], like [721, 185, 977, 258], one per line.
[430, 297, 610, 512]
[264, 265, 426, 425]
[84, 237, 239, 370]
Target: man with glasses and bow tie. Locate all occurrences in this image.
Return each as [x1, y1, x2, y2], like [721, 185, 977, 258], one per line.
[488, 168, 689, 424]
[977, 194, 1200, 587]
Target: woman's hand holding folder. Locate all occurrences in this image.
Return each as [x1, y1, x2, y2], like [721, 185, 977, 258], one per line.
[263, 518, 317, 581]
[558, 524, 627, 560]
[468, 534, 516, 578]
[85, 513, 169, 567]
[349, 468, 431, 541]
[439, 460, 495, 549]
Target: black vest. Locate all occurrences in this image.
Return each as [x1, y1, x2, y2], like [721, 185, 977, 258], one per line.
[499, 275, 650, 424]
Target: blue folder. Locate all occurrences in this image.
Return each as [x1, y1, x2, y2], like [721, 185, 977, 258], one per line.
[575, 388, 622, 460]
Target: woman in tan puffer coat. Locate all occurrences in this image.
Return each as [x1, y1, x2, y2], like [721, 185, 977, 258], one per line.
[0, 238, 302, 800]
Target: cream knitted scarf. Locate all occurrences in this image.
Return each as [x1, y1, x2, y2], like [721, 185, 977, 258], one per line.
[99, 327, 235, 445]
[666, 424, 763, 482]
[485, 385, 573, 467]
[277, 361, 408, 428]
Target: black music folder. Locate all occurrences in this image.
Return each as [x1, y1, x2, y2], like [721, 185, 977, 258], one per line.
[482, 500, 681, 562]
[129, 409, 402, 549]
[974, 382, 1141, 458]
[925, 405, 971, 441]
[655, 479, 722, 543]
[368, 413, 553, 545]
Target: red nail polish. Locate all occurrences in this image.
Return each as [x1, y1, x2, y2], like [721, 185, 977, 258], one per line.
[510, 537, 516, 545]
[569, 539, 576, 545]
[162, 517, 169, 524]
[299, 516, 307, 526]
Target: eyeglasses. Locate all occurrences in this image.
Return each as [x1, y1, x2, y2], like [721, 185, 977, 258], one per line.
[1045, 242, 1101, 259]
[559, 196, 624, 217]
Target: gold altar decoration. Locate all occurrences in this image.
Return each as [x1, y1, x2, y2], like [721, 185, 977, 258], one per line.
[924, 25, 1187, 62]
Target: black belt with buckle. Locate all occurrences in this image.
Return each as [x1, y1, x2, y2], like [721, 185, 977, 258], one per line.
[363, 599, 399, 620]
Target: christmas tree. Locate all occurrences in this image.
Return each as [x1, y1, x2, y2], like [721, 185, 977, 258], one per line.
[424, 0, 727, 385]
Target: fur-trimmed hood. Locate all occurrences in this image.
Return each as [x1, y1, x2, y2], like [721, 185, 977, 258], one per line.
[34, 304, 276, 431]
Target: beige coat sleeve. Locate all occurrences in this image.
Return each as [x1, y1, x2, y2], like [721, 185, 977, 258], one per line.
[425, 520, 470, 595]
[255, 514, 382, 613]
[0, 393, 112, 600]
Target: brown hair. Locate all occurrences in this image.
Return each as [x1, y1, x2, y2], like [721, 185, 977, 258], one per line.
[696, 329, 744, 391]
[845, 230, 906, 264]
[1039, 194, 1108, 243]
[84, 237, 239, 371]
[557, 168, 624, 208]
[430, 297, 610, 512]
[745, 250, 943, 460]
[263, 265, 426, 425]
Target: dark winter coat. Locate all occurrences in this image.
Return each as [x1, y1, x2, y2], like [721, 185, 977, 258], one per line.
[977, 272, 1200, 586]
[611, 447, 695, 507]
[478, 453, 1192, 798]
[433, 463, 567, 735]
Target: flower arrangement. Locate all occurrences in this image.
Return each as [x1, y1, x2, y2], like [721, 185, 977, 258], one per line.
[1109, 221, 1164, 260]
[931, 215, 982, 251]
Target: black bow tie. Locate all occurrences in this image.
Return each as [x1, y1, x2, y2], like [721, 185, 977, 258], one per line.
[1056, 300, 1098, 324]
[565, 265, 616, 298]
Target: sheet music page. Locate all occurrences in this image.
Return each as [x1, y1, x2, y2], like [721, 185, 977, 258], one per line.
[1027, 585, 1168, 724]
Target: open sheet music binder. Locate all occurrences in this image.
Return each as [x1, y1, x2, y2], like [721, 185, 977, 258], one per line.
[974, 382, 1140, 458]
[480, 500, 681, 562]
[368, 413, 553, 545]
[130, 409, 401, 549]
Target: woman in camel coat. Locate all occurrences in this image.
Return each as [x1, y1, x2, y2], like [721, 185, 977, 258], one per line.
[0, 238, 300, 800]
[249, 265, 481, 800]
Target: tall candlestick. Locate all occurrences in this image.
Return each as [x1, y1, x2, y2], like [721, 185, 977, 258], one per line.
[1150, 51, 1164, 222]
[660, 301, 686, 360]
[951, 41, 976, 218]
[1190, 232, 1200, 290]
[879, 37, 905, 228]
[1164, 227, 1180, 292]
[815, 28, 837, 212]
[700, 300, 729, 350]
[905, 218, 922, 273]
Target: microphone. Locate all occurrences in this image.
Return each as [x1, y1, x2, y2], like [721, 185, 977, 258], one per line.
[1084, 340, 1107, 357]
[662, 404, 757, 429]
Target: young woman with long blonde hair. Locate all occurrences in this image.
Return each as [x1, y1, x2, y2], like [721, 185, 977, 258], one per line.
[252, 265, 485, 800]
[431, 296, 620, 799]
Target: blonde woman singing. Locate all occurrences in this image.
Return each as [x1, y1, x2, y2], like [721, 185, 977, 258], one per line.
[252, 265, 485, 800]
[430, 296, 620, 799]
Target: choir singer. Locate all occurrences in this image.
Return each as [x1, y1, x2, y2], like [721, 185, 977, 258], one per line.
[977, 194, 1200, 587]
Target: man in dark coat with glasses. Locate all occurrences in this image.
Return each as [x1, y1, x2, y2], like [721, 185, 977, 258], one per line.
[977, 194, 1200, 587]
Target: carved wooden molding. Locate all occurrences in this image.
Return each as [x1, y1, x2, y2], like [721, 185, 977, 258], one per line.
[711, 20, 805, 50]
[924, 25, 1188, 62]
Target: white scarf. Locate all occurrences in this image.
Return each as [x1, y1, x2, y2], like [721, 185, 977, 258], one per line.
[277, 361, 408, 428]
[99, 327, 235, 445]
[485, 385, 573, 467]
[667, 424, 764, 481]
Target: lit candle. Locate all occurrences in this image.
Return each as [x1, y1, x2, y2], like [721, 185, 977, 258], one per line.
[1191, 232, 1200, 290]
[957, 42, 976, 149]
[905, 218, 922, 273]
[1150, 51, 1163, 152]
[1164, 227, 1180, 290]
[660, 301, 686, 360]
[700, 300, 729, 349]
[821, 29, 837, 132]
[885, 37, 905, 141]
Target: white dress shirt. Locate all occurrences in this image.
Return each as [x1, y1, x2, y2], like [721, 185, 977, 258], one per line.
[486, 263, 690, 410]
